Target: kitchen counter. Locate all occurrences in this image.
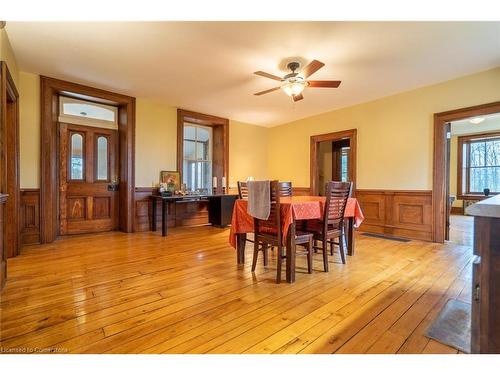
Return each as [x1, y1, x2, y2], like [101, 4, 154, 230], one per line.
[465, 194, 500, 218]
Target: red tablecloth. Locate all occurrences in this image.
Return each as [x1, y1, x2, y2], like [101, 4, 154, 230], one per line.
[229, 196, 364, 248]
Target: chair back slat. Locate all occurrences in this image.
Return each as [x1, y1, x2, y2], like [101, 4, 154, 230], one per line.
[254, 180, 282, 245]
[323, 181, 352, 228]
[278, 181, 293, 197]
[237, 181, 249, 199]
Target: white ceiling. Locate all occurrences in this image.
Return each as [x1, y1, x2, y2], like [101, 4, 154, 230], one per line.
[6, 21, 500, 127]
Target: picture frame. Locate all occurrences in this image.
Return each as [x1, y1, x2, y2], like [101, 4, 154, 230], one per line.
[160, 171, 181, 192]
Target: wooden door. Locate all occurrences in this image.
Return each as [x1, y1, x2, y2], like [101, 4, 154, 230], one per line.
[59, 123, 119, 235]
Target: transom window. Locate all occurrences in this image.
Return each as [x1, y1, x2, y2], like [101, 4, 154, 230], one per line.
[59, 96, 118, 128]
[183, 124, 213, 192]
[459, 135, 500, 195]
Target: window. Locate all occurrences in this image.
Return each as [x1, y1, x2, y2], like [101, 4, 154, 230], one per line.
[183, 124, 213, 191]
[177, 110, 229, 193]
[96, 136, 109, 181]
[340, 147, 349, 182]
[59, 96, 118, 129]
[70, 133, 84, 180]
[459, 134, 500, 195]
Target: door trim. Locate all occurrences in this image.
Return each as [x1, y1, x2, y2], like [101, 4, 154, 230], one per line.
[0, 61, 20, 257]
[40, 76, 136, 243]
[432, 101, 500, 243]
[310, 129, 357, 196]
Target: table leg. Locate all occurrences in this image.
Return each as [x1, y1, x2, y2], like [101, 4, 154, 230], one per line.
[151, 198, 157, 232]
[286, 222, 296, 283]
[347, 217, 354, 256]
[236, 233, 247, 265]
[162, 199, 167, 237]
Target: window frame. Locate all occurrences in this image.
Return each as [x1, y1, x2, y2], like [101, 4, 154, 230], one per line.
[457, 131, 500, 199]
[59, 96, 118, 129]
[177, 109, 229, 193]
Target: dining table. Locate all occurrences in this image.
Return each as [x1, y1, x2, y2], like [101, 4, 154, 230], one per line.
[229, 195, 365, 283]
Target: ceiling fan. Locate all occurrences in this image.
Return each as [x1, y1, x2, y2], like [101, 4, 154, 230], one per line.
[253, 60, 341, 102]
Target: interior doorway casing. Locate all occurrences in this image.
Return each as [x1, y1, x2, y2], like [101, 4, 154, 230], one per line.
[310, 129, 357, 196]
[433, 101, 500, 243]
[40, 76, 136, 243]
[0, 61, 20, 258]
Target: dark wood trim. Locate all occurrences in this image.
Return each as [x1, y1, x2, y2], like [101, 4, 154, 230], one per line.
[177, 109, 229, 192]
[356, 189, 433, 242]
[451, 206, 463, 215]
[20, 188, 40, 245]
[1, 61, 20, 258]
[40, 76, 136, 243]
[310, 129, 357, 196]
[433, 101, 500, 243]
[292, 187, 311, 196]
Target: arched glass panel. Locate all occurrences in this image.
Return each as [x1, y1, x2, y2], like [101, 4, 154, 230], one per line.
[71, 133, 84, 180]
[96, 136, 108, 180]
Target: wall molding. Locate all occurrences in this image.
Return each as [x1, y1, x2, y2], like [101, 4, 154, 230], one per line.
[356, 189, 433, 241]
[20, 188, 40, 245]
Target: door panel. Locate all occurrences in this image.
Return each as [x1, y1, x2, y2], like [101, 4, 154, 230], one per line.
[59, 123, 118, 235]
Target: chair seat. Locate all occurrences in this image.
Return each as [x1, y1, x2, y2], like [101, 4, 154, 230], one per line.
[295, 230, 314, 244]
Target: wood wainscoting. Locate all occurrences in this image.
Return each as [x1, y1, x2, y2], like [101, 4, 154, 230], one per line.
[134, 188, 209, 232]
[20, 189, 41, 245]
[356, 190, 433, 241]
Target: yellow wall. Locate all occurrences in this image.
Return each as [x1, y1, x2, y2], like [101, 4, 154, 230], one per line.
[135, 99, 178, 187]
[449, 135, 461, 208]
[267, 67, 500, 190]
[228, 120, 268, 187]
[0, 28, 19, 86]
[19, 72, 40, 188]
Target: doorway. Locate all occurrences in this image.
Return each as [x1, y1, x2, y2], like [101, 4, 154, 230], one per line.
[310, 129, 357, 195]
[433, 101, 500, 243]
[40, 76, 136, 243]
[445, 113, 500, 246]
[59, 123, 119, 235]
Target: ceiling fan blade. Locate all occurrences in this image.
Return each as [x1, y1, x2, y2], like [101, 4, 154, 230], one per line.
[254, 87, 280, 96]
[254, 71, 283, 81]
[300, 60, 325, 78]
[292, 93, 304, 102]
[307, 80, 341, 88]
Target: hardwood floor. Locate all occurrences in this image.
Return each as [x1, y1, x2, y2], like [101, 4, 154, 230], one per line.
[0, 226, 472, 354]
[449, 214, 473, 247]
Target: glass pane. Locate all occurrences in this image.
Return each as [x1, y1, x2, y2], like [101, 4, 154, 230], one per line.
[184, 140, 196, 160]
[470, 167, 500, 193]
[96, 136, 108, 180]
[184, 125, 196, 140]
[341, 153, 348, 182]
[470, 142, 485, 167]
[197, 161, 212, 190]
[485, 139, 500, 166]
[71, 133, 84, 180]
[196, 127, 211, 161]
[63, 101, 115, 122]
[183, 160, 196, 191]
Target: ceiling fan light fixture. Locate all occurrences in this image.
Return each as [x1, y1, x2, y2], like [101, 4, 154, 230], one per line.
[281, 77, 306, 97]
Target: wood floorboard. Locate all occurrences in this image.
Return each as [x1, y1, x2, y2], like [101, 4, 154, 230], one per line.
[0, 226, 472, 354]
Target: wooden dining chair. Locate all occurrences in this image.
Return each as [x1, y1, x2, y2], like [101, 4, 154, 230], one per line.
[252, 180, 313, 283]
[237, 181, 249, 199]
[304, 181, 352, 271]
[278, 181, 293, 197]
